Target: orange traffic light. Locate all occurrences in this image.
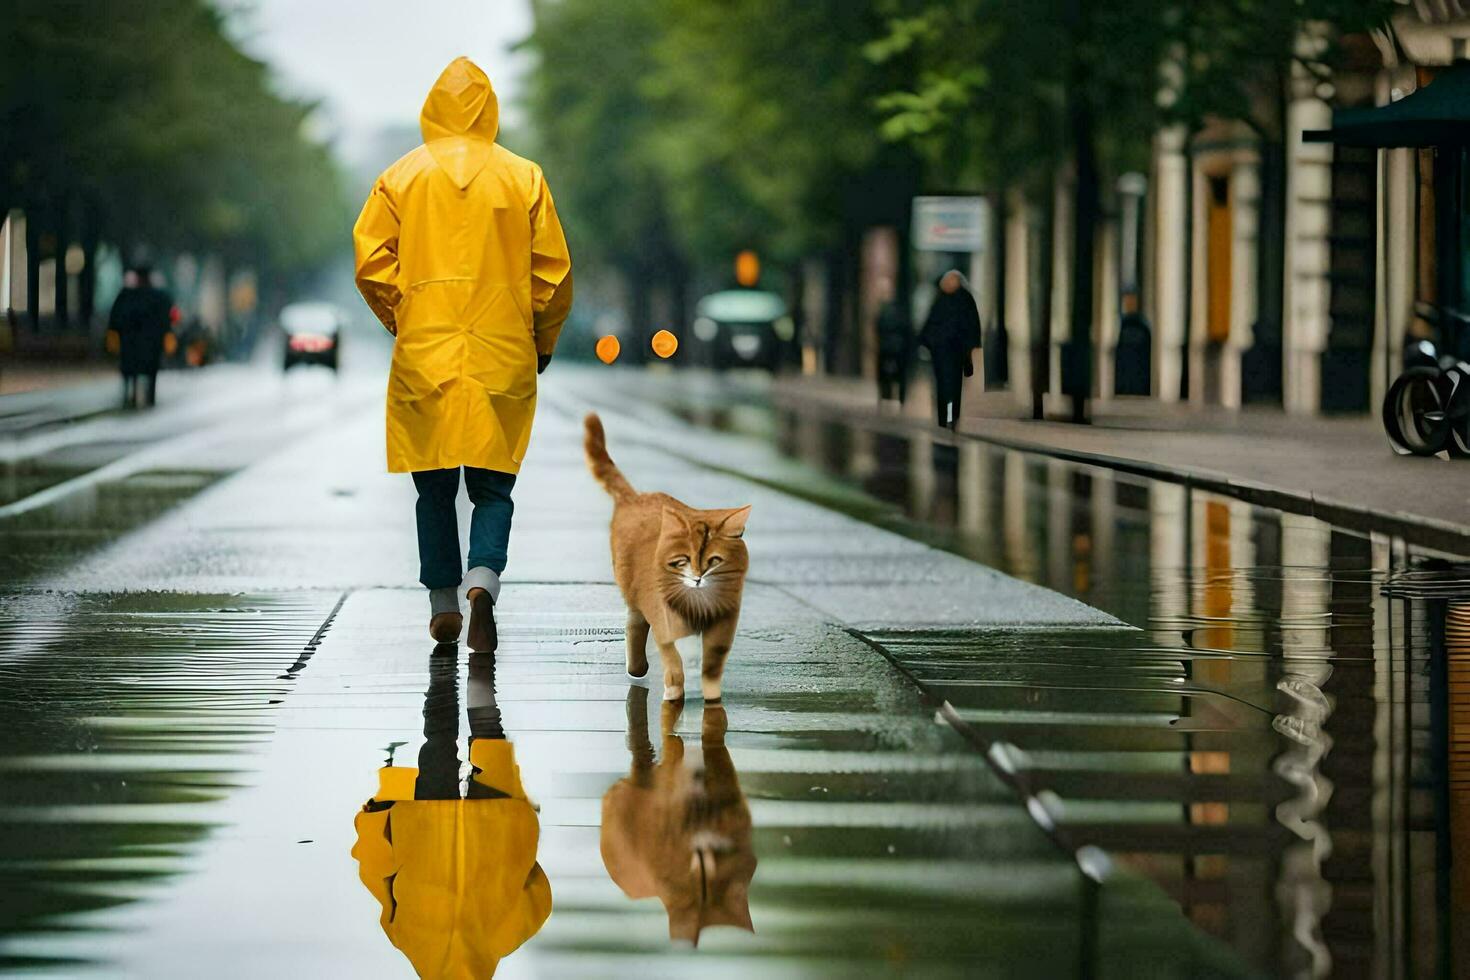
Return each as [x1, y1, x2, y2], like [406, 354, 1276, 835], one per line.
[735, 250, 760, 287]
[651, 330, 679, 358]
[596, 335, 621, 364]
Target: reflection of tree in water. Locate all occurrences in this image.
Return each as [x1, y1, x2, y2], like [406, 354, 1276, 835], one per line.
[352, 654, 549, 977]
[601, 687, 756, 946]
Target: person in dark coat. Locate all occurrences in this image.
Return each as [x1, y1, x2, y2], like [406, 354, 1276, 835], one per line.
[108, 265, 174, 408]
[918, 269, 981, 429]
[874, 276, 910, 405]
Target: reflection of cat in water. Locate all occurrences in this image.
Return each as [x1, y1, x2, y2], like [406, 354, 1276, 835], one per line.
[600, 686, 756, 946]
[352, 654, 549, 977]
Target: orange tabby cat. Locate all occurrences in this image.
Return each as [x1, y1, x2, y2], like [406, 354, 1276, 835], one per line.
[583, 413, 750, 702]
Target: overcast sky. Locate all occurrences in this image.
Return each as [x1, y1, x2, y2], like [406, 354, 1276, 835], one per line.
[226, 0, 535, 156]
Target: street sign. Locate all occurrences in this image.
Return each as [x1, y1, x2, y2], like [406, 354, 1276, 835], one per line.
[912, 196, 988, 252]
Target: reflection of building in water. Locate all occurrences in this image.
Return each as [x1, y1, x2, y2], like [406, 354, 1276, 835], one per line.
[352, 655, 550, 977]
[1447, 598, 1470, 973]
[763, 401, 1465, 974]
[601, 688, 755, 946]
[1380, 567, 1470, 978]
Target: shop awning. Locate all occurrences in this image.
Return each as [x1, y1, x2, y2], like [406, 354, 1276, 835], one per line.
[1305, 60, 1470, 148]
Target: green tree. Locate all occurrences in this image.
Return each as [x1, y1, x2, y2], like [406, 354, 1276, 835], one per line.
[0, 0, 346, 326]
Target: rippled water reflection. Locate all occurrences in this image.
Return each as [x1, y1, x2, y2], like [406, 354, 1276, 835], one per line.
[0, 592, 341, 973]
[736, 404, 1467, 979]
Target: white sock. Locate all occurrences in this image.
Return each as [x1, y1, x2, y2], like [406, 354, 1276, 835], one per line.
[463, 566, 501, 604]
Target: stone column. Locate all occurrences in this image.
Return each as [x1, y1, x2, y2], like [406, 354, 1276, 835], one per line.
[1224, 152, 1261, 409]
[1094, 213, 1120, 401]
[1283, 43, 1335, 415]
[1049, 170, 1074, 402]
[1005, 189, 1033, 407]
[1153, 127, 1189, 403]
[1377, 96, 1416, 409]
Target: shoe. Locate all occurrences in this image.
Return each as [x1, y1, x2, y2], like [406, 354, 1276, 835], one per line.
[430, 611, 463, 644]
[467, 587, 497, 654]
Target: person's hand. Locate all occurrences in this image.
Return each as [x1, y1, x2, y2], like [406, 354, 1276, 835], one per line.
[537, 354, 552, 374]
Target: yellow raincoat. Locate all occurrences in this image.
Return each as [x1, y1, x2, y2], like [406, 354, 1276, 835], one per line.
[353, 57, 573, 474]
[352, 740, 551, 978]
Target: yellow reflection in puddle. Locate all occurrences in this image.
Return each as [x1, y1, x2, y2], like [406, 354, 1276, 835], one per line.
[352, 655, 549, 977]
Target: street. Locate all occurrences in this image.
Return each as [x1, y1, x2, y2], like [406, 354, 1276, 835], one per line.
[2, 354, 1459, 977]
[10, 3, 1470, 975]
[0, 357, 1259, 978]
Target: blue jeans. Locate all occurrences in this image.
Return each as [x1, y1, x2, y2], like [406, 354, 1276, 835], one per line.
[412, 467, 516, 590]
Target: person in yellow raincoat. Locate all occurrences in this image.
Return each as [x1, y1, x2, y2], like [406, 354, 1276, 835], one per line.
[353, 655, 550, 978]
[354, 56, 573, 653]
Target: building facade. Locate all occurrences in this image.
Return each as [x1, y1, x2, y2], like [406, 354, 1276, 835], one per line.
[991, 3, 1470, 419]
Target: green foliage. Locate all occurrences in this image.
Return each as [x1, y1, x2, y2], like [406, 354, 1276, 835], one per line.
[867, 0, 1395, 193]
[520, 0, 1395, 283]
[1165, 0, 1395, 136]
[0, 0, 347, 276]
[522, 0, 917, 271]
[648, 0, 909, 263]
[519, 0, 675, 274]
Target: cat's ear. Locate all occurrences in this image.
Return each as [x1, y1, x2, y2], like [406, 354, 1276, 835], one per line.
[717, 505, 751, 538]
[660, 507, 690, 537]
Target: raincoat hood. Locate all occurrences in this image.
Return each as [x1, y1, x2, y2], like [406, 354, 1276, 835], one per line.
[420, 57, 500, 189]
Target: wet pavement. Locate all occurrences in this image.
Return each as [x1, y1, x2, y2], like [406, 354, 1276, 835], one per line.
[1, 362, 1466, 977]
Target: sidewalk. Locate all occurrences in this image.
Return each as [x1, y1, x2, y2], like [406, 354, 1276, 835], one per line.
[772, 373, 1470, 553]
[0, 362, 116, 397]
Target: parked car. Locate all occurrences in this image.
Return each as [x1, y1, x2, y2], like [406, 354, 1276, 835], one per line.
[279, 302, 344, 372]
[691, 289, 793, 372]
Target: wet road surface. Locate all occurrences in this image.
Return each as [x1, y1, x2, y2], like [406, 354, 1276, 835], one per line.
[1, 362, 1464, 977]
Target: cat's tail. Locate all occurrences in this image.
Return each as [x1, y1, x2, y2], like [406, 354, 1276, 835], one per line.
[583, 413, 637, 503]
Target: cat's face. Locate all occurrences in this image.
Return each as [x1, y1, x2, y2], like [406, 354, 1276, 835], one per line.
[657, 506, 750, 620]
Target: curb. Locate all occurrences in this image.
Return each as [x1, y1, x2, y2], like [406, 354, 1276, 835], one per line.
[771, 385, 1470, 557]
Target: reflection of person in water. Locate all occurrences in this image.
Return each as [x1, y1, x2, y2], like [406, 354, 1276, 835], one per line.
[352, 655, 550, 977]
[601, 686, 755, 946]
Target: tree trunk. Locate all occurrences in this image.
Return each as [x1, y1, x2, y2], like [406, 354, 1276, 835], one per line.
[54, 196, 73, 332]
[25, 201, 43, 332]
[990, 190, 1009, 388]
[1243, 68, 1289, 405]
[626, 261, 652, 366]
[79, 198, 100, 334]
[1033, 188, 1054, 420]
[822, 246, 846, 376]
[1180, 138, 1196, 401]
[1065, 101, 1098, 423]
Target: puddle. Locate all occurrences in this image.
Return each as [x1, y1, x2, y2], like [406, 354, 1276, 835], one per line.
[0, 591, 342, 974]
[0, 469, 222, 585]
[652, 388, 1470, 978]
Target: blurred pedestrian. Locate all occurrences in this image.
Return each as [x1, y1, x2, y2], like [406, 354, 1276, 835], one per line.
[918, 270, 981, 430]
[106, 265, 174, 409]
[874, 276, 910, 406]
[354, 56, 573, 653]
